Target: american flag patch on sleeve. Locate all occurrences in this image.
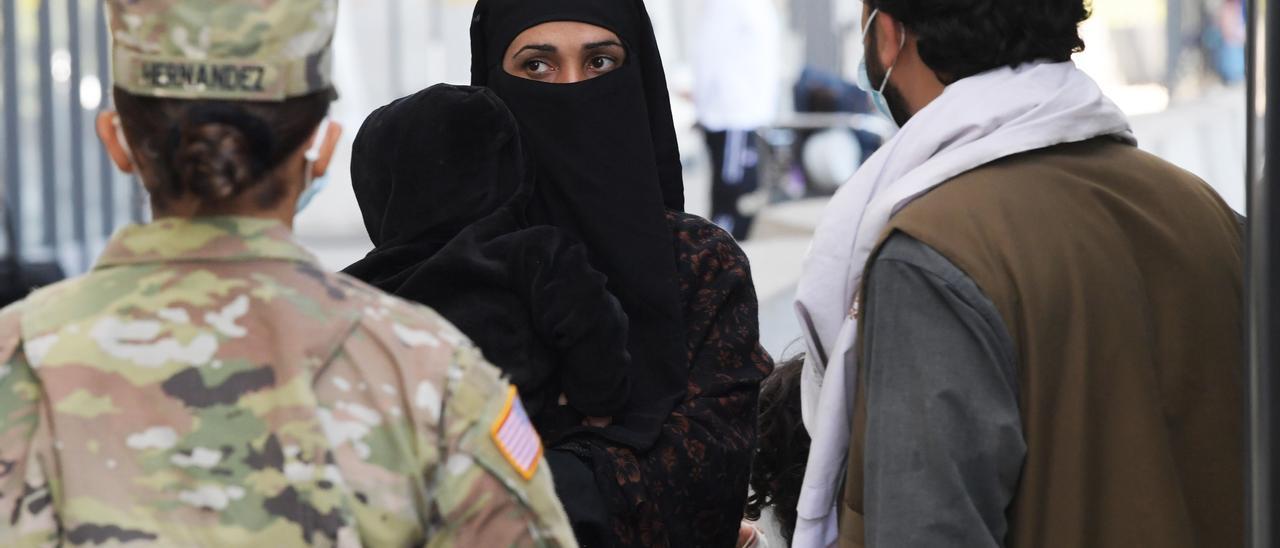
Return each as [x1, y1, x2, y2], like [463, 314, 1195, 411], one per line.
[490, 386, 543, 480]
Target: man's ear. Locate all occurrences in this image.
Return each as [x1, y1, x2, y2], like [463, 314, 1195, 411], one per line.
[309, 121, 344, 179]
[876, 10, 907, 67]
[96, 111, 135, 174]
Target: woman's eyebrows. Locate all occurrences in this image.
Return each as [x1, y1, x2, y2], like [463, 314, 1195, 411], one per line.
[583, 40, 624, 50]
[512, 40, 622, 59]
[514, 44, 557, 58]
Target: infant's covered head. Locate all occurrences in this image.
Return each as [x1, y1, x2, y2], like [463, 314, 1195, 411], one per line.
[352, 84, 529, 248]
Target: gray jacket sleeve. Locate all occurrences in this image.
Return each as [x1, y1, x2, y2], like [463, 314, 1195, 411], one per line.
[860, 232, 1025, 548]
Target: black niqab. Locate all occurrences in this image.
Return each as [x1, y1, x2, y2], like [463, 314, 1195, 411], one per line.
[471, 0, 688, 450]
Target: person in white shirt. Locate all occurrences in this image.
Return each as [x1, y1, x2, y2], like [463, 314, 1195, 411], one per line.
[692, 0, 783, 240]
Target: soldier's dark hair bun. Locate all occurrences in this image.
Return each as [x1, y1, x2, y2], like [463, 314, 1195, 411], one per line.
[175, 122, 256, 200]
[113, 87, 330, 210]
[172, 104, 277, 201]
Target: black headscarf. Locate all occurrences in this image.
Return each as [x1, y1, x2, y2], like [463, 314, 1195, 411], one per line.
[347, 83, 642, 447]
[346, 84, 531, 292]
[471, 0, 688, 450]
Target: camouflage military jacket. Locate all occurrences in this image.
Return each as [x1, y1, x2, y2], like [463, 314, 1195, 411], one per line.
[0, 217, 576, 547]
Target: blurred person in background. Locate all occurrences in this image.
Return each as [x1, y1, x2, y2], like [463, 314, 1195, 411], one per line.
[471, 0, 774, 545]
[1205, 0, 1247, 83]
[0, 1, 576, 545]
[692, 0, 784, 241]
[795, 0, 1244, 546]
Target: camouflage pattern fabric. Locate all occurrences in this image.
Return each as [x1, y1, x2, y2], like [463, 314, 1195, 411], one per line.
[107, 0, 337, 101]
[0, 217, 576, 547]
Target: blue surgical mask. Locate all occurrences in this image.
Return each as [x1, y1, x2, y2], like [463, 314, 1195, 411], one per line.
[855, 9, 906, 124]
[297, 117, 333, 214]
[296, 171, 330, 213]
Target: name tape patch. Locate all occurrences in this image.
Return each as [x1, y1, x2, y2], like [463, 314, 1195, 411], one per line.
[139, 61, 268, 94]
[115, 52, 288, 100]
[490, 387, 542, 481]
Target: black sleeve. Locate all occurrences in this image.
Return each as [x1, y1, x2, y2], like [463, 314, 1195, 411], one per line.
[860, 232, 1025, 547]
[502, 227, 632, 417]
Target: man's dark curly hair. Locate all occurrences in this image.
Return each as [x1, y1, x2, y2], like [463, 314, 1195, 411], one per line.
[868, 0, 1092, 84]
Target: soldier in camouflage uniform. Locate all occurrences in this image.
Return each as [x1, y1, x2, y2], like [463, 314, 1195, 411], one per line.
[0, 1, 576, 546]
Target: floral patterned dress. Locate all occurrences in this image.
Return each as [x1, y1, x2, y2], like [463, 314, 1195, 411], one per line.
[582, 212, 774, 547]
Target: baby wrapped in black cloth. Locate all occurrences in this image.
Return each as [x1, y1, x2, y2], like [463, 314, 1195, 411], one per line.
[344, 84, 631, 436]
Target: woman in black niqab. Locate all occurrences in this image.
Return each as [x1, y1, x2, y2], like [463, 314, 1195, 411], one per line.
[472, 0, 688, 453]
[472, 2, 775, 546]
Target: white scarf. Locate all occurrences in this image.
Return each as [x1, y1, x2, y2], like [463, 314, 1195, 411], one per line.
[791, 62, 1135, 547]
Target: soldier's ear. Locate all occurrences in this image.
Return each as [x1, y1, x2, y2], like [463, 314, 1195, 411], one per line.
[96, 111, 136, 174]
[308, 121, 343, 179]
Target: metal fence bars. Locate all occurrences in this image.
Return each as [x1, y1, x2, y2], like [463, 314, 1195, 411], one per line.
[1, 0, 144, 281]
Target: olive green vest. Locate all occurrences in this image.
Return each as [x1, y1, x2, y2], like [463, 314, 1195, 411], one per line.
[842, 138, 1244, 548]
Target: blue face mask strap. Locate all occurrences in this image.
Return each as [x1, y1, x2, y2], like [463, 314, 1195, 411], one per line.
[296, 117, 333, 214]
[861, 8, 907, 94]
[304, 117, 331, 169]
[860, 8, 879, 40]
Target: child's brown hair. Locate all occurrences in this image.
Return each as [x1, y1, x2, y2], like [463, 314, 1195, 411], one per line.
[745, 354, 810, 543]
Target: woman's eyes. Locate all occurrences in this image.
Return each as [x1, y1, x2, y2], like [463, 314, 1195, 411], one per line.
[587, 56, 618, 73]
[523, 59, 553, 75]
[515, 55, 619, 81]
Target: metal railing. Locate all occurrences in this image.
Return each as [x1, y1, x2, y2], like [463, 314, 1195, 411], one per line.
[1, 0, 144, 277]
[1245, 0, 1277, 544]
